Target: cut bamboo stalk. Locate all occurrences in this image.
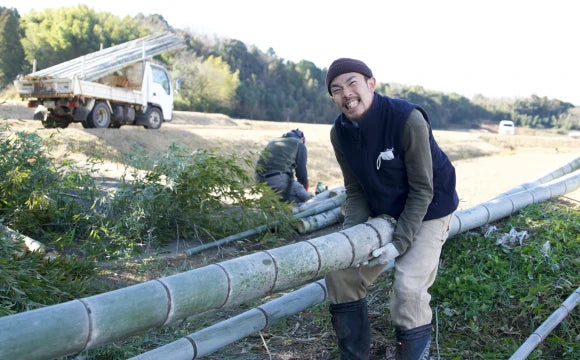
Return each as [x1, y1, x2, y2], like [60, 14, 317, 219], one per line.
[184, 193, 346, 256]
[132, 172, 580, 359]
[508, 286, 580, 360]
[294, 186, 345, 213]
[448, 171, 580, 237]
[26, 32, 184, 81]
[130, 262, 396, 360]
[129, 280, 329, 360]
[296, 206, 344, 234]
[0, 223, 57, 259]
[491, 156, 579, 200]
[294, 193, 346, 220]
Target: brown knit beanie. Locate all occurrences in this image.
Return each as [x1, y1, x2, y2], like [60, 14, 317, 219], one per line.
[325, 58, 373, 95]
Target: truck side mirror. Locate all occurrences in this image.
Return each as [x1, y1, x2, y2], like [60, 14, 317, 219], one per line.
[175, 78, 182, 91]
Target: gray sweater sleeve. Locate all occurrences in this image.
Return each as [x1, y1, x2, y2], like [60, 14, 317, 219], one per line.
[391, 109, 434, 254]
[330, 125, 370, 229]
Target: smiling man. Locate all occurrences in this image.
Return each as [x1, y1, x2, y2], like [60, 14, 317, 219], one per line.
[324, 58, 459, 360]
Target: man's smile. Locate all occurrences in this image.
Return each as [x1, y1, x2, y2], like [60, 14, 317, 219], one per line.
[346, 99, 359, 109]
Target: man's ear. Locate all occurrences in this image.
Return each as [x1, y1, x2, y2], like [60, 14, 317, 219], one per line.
[330, 94, 338, 105]
[367, 77, 377, 92]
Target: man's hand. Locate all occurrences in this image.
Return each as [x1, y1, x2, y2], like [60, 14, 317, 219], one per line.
[370, 243, 400, 265]
[355, 242, 400, 267]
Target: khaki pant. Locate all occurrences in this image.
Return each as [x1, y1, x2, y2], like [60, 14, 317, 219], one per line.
[325, 214, 453, 330]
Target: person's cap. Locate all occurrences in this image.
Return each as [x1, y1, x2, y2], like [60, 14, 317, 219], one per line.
[325, 58, 373, 95]
[283, 129, 305, 143]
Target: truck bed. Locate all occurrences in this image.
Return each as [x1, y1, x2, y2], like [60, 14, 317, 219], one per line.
[14, 77, 144, 106]
[13, 32, 184, 106]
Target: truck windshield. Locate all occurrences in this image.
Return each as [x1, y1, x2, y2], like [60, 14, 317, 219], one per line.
[152, 66, 170, 95]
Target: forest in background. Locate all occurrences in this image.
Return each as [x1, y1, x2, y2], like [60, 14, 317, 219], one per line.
[1, 5, 578, 130]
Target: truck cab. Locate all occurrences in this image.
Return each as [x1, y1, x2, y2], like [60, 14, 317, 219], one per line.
[13, 32, 184, 130]
[141, 63, 175, 123]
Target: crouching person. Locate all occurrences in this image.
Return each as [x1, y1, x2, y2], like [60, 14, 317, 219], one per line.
[255, 129, 312, 204]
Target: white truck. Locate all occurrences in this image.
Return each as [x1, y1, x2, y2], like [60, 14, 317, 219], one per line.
[13, 32, 183, 130]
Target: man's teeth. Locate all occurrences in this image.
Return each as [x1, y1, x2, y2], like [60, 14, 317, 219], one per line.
[346, 100, 359, 109]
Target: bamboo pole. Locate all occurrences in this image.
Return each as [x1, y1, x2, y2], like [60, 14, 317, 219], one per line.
[294, 186, 345, 213]
[0, 223, 57, 259]
[491, 156, 579, 200]
[26, 32, 184, 81]
[448, 171, 580, 237]
[0, 215, 394, 360]
[294, 192, 346, 220]
[130, 280, 329, 360]
[184, 193, 346, 256]
[0, 170, 577, 360]
[296, 206, 344, 234]
[508, 286, 580, 360]
[130, 262, 396, 360]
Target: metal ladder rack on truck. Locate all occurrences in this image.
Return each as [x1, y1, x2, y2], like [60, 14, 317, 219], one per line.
[13, 32, 184, 129]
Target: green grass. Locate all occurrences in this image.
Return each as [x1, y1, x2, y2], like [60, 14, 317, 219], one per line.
[431, 201, 579, 359]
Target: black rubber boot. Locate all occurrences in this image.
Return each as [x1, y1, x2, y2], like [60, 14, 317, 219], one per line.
[329, 297, 371, 360]
[395, 324, 432, 360]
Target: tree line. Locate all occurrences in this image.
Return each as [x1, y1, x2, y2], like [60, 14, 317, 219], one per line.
[1, 5, 578, 130]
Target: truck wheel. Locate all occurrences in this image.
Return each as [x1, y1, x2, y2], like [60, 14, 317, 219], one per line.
[88, 102, 111, 128]
[33, 108, 47, 121]
[42, 114, 69, 128]
[144, 107, 163, 129]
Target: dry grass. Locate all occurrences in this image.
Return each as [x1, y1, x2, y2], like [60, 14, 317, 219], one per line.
[1, 99, 578, 209]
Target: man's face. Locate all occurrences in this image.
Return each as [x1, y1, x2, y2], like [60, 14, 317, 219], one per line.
[329, 72, 376, 122]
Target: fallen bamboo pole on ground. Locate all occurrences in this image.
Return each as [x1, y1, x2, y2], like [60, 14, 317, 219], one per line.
[0, 223, 57, 259]
[130, 262, 395, 360]
[508, 286, 580, 360]
[491, 156, 579, 200]
[293, 186, 345, 213]
[448, 171, 580, 237]
[296, 206, 344, 234]
[184, 193, 346, 256]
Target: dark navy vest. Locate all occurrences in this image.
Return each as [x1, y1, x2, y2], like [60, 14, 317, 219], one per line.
[334, 93, 459, 220]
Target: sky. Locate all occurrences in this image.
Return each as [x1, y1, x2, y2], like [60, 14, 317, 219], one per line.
[5, 0, 579, 105]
